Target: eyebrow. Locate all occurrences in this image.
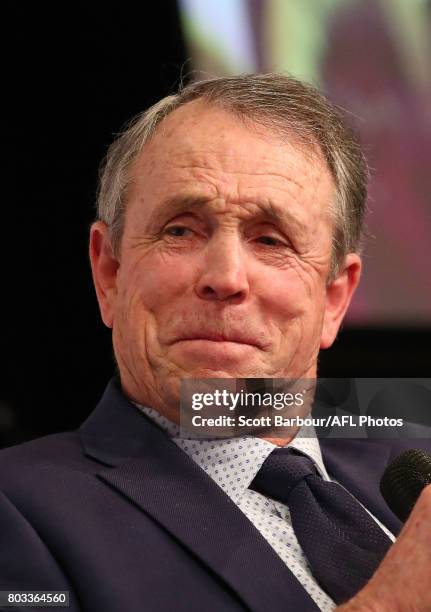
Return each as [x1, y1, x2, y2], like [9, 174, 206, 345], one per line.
[147, 195, 210, 227]
[147, 194, 307, 235]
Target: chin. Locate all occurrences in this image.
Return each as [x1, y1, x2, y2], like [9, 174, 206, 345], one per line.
[172, 344, 264, 375]
[178, 363, 270, 381]
[183, 369, 243, 379]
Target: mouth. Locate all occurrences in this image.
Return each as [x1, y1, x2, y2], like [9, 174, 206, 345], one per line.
[176, 333, 264, 349]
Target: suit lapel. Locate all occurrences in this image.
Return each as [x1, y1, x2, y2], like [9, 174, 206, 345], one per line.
[80, 377, 319, 612]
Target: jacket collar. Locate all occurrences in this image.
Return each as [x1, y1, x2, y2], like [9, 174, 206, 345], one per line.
[79, 376, 168, 467]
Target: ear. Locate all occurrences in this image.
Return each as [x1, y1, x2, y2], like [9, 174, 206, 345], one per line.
[320, 254, 362, 349]
[89, 221, 120, 329]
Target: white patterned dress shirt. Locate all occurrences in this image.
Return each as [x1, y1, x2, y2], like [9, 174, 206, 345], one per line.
[134, 403, 394, 611]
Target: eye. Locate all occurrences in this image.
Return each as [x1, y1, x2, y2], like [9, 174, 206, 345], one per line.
[165, 225, 193, 237]
[256, 235, 284, 247]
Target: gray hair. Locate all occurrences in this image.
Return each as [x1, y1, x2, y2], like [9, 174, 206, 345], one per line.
[96, 73, 368, 279]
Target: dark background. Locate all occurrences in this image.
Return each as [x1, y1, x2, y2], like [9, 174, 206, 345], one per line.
[2, 2, 429, 448]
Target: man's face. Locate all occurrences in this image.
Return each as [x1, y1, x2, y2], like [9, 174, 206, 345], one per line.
[90, 101, 360, 415]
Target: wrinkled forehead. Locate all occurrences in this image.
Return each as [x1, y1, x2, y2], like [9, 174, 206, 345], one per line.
[125, 100, 335, 228]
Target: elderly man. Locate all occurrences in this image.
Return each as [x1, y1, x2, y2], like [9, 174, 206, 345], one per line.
[1, 74, 430, 612]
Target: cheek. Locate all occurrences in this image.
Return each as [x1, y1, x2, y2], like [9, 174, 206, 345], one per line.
[259, 265, 325, 323]
[262, 269, 326, 367]
[119, 253, 196, 314]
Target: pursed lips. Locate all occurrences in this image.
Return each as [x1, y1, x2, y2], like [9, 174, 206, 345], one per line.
[174, 332, 265, 349]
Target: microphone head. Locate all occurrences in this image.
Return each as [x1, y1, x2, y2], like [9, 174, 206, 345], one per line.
[380, 449, 431, 523]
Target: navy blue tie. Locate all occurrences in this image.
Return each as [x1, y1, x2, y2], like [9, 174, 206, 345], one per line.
[250, 448, 392, 604]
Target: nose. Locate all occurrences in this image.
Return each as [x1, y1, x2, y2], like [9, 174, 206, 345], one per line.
[195, 234, 250, 303]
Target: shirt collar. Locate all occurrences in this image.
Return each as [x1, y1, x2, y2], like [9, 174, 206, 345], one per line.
[135, 403, 330, 504]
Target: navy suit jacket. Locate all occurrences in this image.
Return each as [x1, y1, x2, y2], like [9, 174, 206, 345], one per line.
[1, 377, 430, 612]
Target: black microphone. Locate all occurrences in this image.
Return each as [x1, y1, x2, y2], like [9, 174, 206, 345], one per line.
[380, 449, 431, 522]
